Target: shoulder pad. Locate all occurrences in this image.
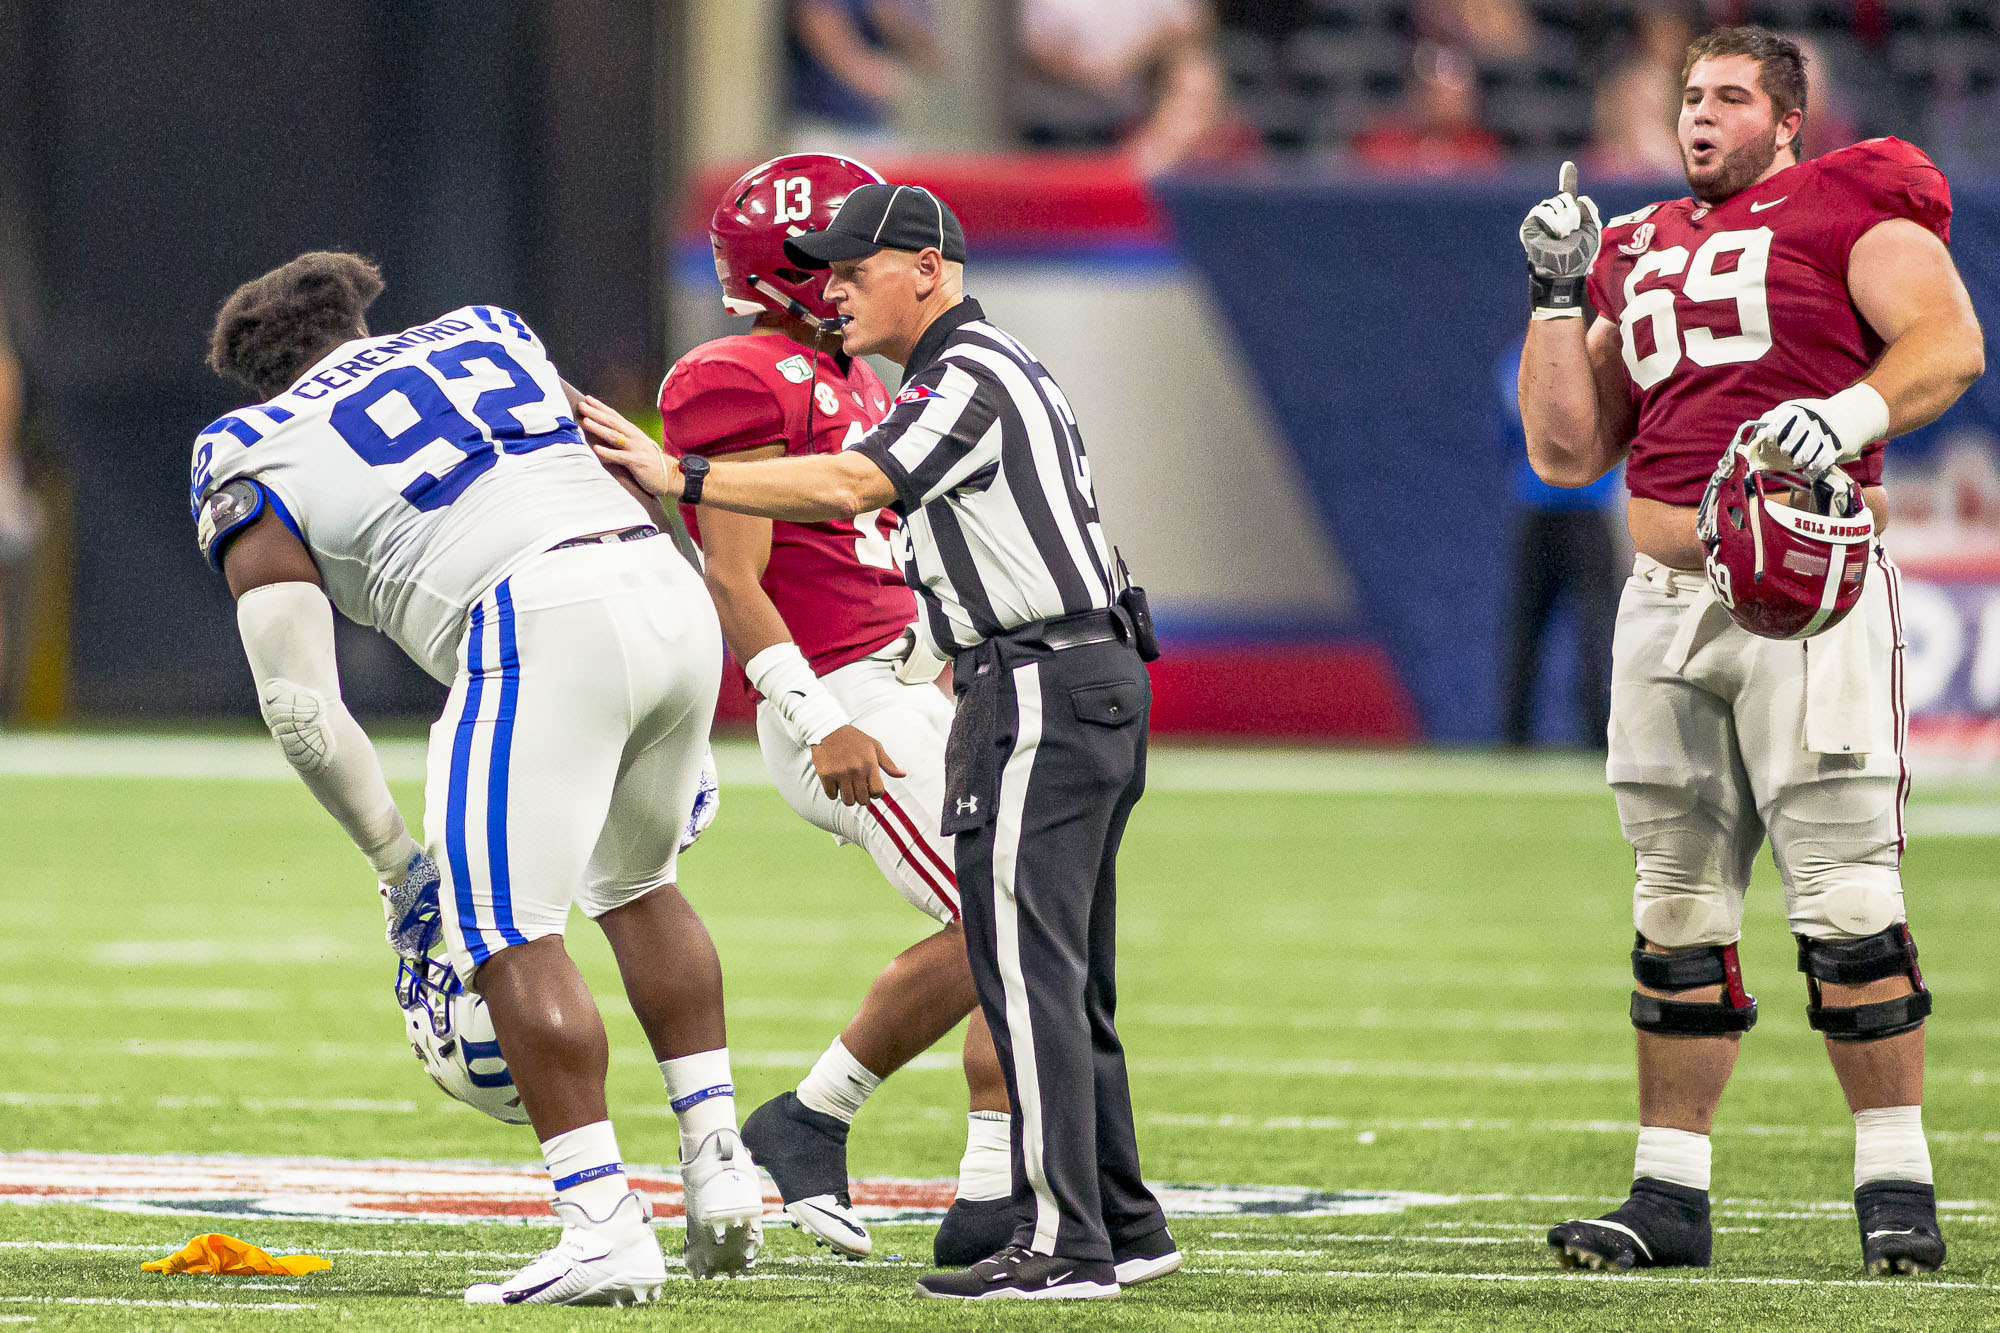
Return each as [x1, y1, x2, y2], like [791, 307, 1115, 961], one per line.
[195, 478, 267, 572]
[1606, 203, 1662, 229]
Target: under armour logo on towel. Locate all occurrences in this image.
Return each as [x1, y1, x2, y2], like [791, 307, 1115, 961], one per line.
[956, 796, 979, 816]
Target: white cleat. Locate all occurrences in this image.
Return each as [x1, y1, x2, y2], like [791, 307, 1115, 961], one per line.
[682, 1128, 765, 1278]
[786, 1192, 873, 1258]
[464, 1190, 665, 1306]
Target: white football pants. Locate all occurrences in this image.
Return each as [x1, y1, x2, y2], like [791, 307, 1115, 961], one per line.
[1610, 548, 1908, 949]
[756, 645, 961, 924]
[430, 537, 722, 983]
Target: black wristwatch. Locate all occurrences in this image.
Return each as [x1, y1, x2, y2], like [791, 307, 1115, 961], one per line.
[680, 453, 710, 506]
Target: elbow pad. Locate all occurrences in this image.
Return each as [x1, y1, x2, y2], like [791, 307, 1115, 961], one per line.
[238, 581, 415, 876]
[259, 678, 334, 774]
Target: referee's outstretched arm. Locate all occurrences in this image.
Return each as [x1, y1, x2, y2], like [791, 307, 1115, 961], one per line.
[581, 397, 895, 522]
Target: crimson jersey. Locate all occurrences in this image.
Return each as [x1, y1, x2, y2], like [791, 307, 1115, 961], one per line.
[1586, 137, 1952, 506]
[659, 333, 915, 677]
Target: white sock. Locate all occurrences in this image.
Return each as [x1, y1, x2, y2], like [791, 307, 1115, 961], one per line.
[1855, 1105, 1933, 1189]
[661, 1048, 738, 1161]
[541, 1120, 630, 1220]
[796, 1038, 881, 1125]
[1634, 1126, 1711, 1192]
[956, 1110, 1012, 1202]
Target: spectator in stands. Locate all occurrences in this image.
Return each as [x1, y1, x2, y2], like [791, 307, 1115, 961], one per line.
[1416, 0, 1532, 61]
[1790, 33, 1861, 156]
[1015, 0, 1252, 175]
[1584, 5, 1696, 179]
[1350, 44, 1504, 173]
[0, 293, 37, 705]
[1494, 337, 1621, 750]
[786, 0, 940, 152]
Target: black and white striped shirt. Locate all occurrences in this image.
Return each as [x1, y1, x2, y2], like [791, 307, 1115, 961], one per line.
[854, 298, 1118, 657]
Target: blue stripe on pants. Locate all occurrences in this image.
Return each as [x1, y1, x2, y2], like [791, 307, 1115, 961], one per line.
[488, 580, 526, 948]
[449, 600, 491, 966]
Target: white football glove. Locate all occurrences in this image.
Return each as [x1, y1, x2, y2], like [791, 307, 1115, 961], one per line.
[381, 849, 443, 959]
[680, 747, 720, 853]
[1746, 385, 1890, 481]
[1518, 161, 1601, 319]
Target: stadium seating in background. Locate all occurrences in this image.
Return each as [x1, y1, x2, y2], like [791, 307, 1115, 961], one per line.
[1213, 0, 2000, 165]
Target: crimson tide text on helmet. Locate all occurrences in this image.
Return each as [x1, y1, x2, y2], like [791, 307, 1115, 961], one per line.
[1698, 424, 1874, 641]
[710, 154, 885, 331]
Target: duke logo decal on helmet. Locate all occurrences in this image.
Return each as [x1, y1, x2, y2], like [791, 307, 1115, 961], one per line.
[1698, 423, 1874, 640]
[396, 953, 529, 1124]
[709, 153, 886, 332]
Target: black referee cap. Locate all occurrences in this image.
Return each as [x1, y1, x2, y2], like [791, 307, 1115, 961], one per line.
[783, 183, 967, 269]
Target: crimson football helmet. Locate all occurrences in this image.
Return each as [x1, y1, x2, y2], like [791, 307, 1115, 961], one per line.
[709, 153, 885, 332]
[1698, 423, 1875, 640]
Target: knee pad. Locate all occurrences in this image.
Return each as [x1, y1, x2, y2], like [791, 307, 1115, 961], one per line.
[1629, 934, 1759, 1036]
[1797, 924, 1932, 1042]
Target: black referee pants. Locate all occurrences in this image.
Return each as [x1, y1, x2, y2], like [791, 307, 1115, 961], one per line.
[944, 634, 1166, 1264]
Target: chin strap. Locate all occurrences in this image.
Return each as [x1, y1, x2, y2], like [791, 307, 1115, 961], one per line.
[748, 275, 849, 333]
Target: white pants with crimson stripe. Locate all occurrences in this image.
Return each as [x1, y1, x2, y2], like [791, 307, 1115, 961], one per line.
[756, 648, 961, 924]
[430, 538, 722, 985]
[1611, 546, 1909, 950]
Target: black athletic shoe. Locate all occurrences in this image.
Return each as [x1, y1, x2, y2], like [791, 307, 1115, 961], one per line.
[933, 1197, 1018, 1267]
[1857, 1179, 1947, 1276]
[1548, 1177, 1713, 1270]
[916, 1244, 1120, 1301]
[740, 1092, 869, 1258]
[1112, 1226, 1182, 1286]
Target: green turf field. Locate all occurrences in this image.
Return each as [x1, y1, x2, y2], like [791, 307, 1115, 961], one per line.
[1, 736, 1994, 1330]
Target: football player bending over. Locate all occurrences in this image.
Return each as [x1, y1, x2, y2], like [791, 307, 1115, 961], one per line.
[195, 253, 762, 1304]
[634, 153, 1018, 1265]
[1518, 27, 1982, 1275]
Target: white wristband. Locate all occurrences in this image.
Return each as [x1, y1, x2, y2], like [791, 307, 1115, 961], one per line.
[743, 641, 850, 748]
[1820, 383, 1891, 460]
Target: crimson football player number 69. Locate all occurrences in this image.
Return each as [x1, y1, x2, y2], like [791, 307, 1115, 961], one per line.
[1620, 227, 1775, 390]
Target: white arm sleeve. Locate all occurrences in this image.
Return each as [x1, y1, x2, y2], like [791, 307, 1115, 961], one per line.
[236, 582, 419, 878]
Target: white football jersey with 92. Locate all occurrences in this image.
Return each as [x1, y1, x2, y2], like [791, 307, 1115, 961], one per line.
[189, 306, 645, 681]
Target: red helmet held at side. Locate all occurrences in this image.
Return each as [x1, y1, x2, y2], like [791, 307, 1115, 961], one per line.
[709, 153, 885, 331]
[1698, 424, 1875, 641]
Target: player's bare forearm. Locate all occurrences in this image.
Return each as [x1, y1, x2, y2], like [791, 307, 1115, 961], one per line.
[1863, 313, 1984, 437]
[1519, 316, 1630, 487]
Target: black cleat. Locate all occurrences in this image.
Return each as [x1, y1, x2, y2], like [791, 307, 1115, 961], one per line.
[1112, 1226, 1182, 1286]
[933, 1197, 1018, 1267]
[1548, 1177, 1712, 1270]
[916, 1244, 1119, 1300]
[740, 1092, 869, 1258]
[1857, 1179, 1947, 1276]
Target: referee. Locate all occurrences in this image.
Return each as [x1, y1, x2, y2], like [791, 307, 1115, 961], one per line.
[581, 181, 1179, 1301]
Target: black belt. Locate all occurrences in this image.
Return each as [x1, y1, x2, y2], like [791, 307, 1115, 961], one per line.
[955, 608, 1127, 680]
[550, 525, 659, 552]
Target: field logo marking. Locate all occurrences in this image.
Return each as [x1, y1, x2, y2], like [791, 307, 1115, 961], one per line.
[0, 1152, 1447, 1226]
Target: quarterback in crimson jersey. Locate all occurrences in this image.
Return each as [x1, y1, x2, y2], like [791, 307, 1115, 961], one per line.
[1517, 28, 1983, 1277]
[656, 154, 1015, 1266]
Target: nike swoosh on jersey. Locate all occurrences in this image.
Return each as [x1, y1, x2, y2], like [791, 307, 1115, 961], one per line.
[1749, 197, 1788, 212]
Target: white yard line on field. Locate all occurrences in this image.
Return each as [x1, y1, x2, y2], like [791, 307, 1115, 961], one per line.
[1147, 1111, 2000, 1147]
[1178, 1265, 2000, 1291]
[0, 1296, 314, 1311]
[4, 733, 1994, 809]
